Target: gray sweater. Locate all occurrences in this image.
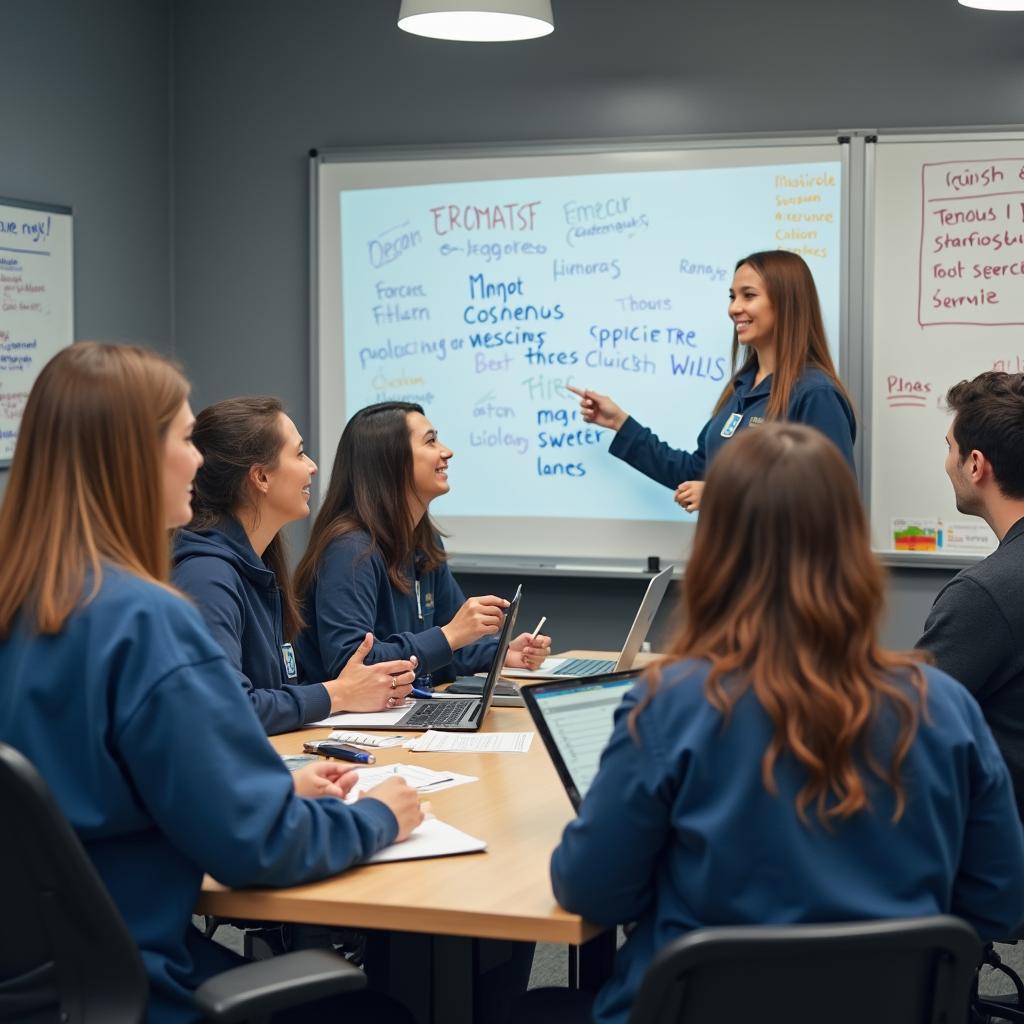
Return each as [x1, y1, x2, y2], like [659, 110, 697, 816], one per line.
[917, 516, 1024, 819]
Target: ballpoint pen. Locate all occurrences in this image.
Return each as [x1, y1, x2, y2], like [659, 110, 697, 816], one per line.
[410, 686, 434, 699]
[302, 741, 376, 765]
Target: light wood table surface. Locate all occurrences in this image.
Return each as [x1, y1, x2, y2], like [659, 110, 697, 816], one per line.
[197, 651, 624, 946]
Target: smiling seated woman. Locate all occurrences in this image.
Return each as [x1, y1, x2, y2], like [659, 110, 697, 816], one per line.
[172, 397, 417, 735]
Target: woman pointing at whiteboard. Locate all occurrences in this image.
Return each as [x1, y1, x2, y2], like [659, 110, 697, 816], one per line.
[569, 250, 856, 512]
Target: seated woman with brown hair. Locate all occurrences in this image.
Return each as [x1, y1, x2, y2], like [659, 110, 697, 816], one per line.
[529, 422, 1024, 1024]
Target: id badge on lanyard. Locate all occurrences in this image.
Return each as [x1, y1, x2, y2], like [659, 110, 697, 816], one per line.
[280, 642, 298, 679]
[720, 412, 743, 438]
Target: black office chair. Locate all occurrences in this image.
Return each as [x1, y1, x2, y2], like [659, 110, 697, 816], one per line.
[627, 916, 981, 1024]
[0, 741, 366, 1023]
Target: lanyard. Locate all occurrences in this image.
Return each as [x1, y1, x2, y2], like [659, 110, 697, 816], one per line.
[415, 578, 423, 621]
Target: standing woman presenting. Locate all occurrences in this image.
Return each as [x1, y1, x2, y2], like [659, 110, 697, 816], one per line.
[570, 249, 855, 512]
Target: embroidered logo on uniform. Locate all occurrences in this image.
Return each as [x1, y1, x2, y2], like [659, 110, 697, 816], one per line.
[281, 642, 298, 679]
[720, 413, 744, 438]
[424, 591, 435, 610]
[748, 416, 765, 427]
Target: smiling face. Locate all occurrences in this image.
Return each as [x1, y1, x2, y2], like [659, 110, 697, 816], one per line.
[728, 263, 776, 351]
[407, 410, 452, 510]
[259, 413, 318, 526]
[162, 401, 203, 529]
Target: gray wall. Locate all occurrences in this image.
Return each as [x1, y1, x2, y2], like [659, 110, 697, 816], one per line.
[0, 0, 172, 499]
[0, 0, 993, 644]
[172, 0, 997, 647]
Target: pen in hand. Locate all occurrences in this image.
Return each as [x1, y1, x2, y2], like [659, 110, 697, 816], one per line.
[530, 616, 547, 640]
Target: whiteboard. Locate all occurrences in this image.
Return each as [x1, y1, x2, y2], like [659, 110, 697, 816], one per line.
[313, 139, 849, 566]
[0, 197, 73, 465]
[868, 133, 1024, 562]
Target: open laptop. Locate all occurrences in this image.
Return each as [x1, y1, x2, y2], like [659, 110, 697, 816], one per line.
[522, 669, 643, 810]
[352, 585, 522, 732]
[507, 564, 673, 680]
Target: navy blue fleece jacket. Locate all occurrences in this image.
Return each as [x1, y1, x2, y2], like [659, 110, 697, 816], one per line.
[173, 518, 331, 733]
[295, 529, 498, 688]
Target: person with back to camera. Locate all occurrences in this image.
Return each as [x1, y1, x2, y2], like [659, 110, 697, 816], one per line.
[518, 423, 1024, 1024]
[0, 343, 421, 1024]
[172, 396, 417, 736]
[569, 249, 856, 513]
[293, 400, 551, 690]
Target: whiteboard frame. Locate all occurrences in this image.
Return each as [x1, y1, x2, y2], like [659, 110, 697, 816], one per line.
[310, 133, 854, 571]
[0, 195, 74, 469]
[865, 127, 1024, 567]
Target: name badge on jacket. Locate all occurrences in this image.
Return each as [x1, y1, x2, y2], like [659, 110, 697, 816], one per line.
[281, 642, 298, 680]
[720, 412, 743, 438]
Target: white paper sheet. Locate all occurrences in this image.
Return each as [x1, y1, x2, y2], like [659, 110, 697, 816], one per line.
[347, 763, 477, 796]
[404, 732, 534, 753]
[366, 817, 486, 863]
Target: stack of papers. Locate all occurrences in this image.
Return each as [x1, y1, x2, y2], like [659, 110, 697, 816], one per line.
[403, 732, 534, 753]
[328, 731, 405, 748]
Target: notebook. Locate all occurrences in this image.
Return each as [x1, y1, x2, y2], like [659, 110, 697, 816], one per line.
[522, 670, 643, 810]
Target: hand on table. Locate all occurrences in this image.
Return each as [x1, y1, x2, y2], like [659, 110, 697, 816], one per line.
[293, 760, 359, 800]
[505, 632, 552, 670]
[326, 632, 417, 713]
[674, 480, 705, 513]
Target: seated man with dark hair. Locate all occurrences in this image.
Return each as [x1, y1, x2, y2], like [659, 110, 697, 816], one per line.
[917, 370, 1024, 819]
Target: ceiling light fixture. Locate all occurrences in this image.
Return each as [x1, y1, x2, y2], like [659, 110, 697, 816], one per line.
[397, 0, 554, 42]
[958, 0, 1024, 9]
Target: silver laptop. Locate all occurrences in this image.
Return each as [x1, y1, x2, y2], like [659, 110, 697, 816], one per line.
[507, 564, 673, 679]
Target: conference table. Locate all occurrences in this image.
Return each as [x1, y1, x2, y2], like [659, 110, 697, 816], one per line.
[196, 651, 632, 1024]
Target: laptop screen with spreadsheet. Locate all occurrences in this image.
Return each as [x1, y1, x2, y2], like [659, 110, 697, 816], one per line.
[523, 671, 642, 810]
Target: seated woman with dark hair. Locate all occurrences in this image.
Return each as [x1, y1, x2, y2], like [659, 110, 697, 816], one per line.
[172, 397, 417, 734]
[525, 422, 1024, 1024]
[294, 401, 550, 689]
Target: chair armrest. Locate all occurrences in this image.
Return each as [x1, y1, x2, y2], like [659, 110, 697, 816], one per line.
[193, 948, 367, 1022]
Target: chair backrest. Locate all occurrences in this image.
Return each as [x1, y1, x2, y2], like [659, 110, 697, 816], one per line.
[0, 742, 148, 1024]
[628, 916, 981, 1024]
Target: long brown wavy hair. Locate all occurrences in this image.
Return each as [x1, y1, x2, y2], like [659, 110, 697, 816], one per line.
[295, 402, 447, 599]
[0, 342, 189, 635]
[631, 423, 928, 825]
[712, 250, 853, 421]
[185, 397, 305, 641]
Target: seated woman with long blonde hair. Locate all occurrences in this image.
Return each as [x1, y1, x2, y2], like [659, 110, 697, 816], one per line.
[535, 423, 1024, 1024]
[0, 344, 420, 1024]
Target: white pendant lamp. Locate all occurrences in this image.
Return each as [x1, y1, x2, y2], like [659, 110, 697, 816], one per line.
[397, 0, 554, 41]
[958, 0, 1024, 8]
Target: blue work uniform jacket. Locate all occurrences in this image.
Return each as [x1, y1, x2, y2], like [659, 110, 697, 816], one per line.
[172, 518, 331, 734]
[295, 528, 498, 687]
[0, 566, 398, 1024]
[609, 366, 856, 487]
[551, 660, 1024, 1024]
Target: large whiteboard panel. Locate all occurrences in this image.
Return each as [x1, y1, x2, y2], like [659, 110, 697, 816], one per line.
[0, 198, 73, 465]
[315, 140, 848, 566]
[869, 134, 1024, 561]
